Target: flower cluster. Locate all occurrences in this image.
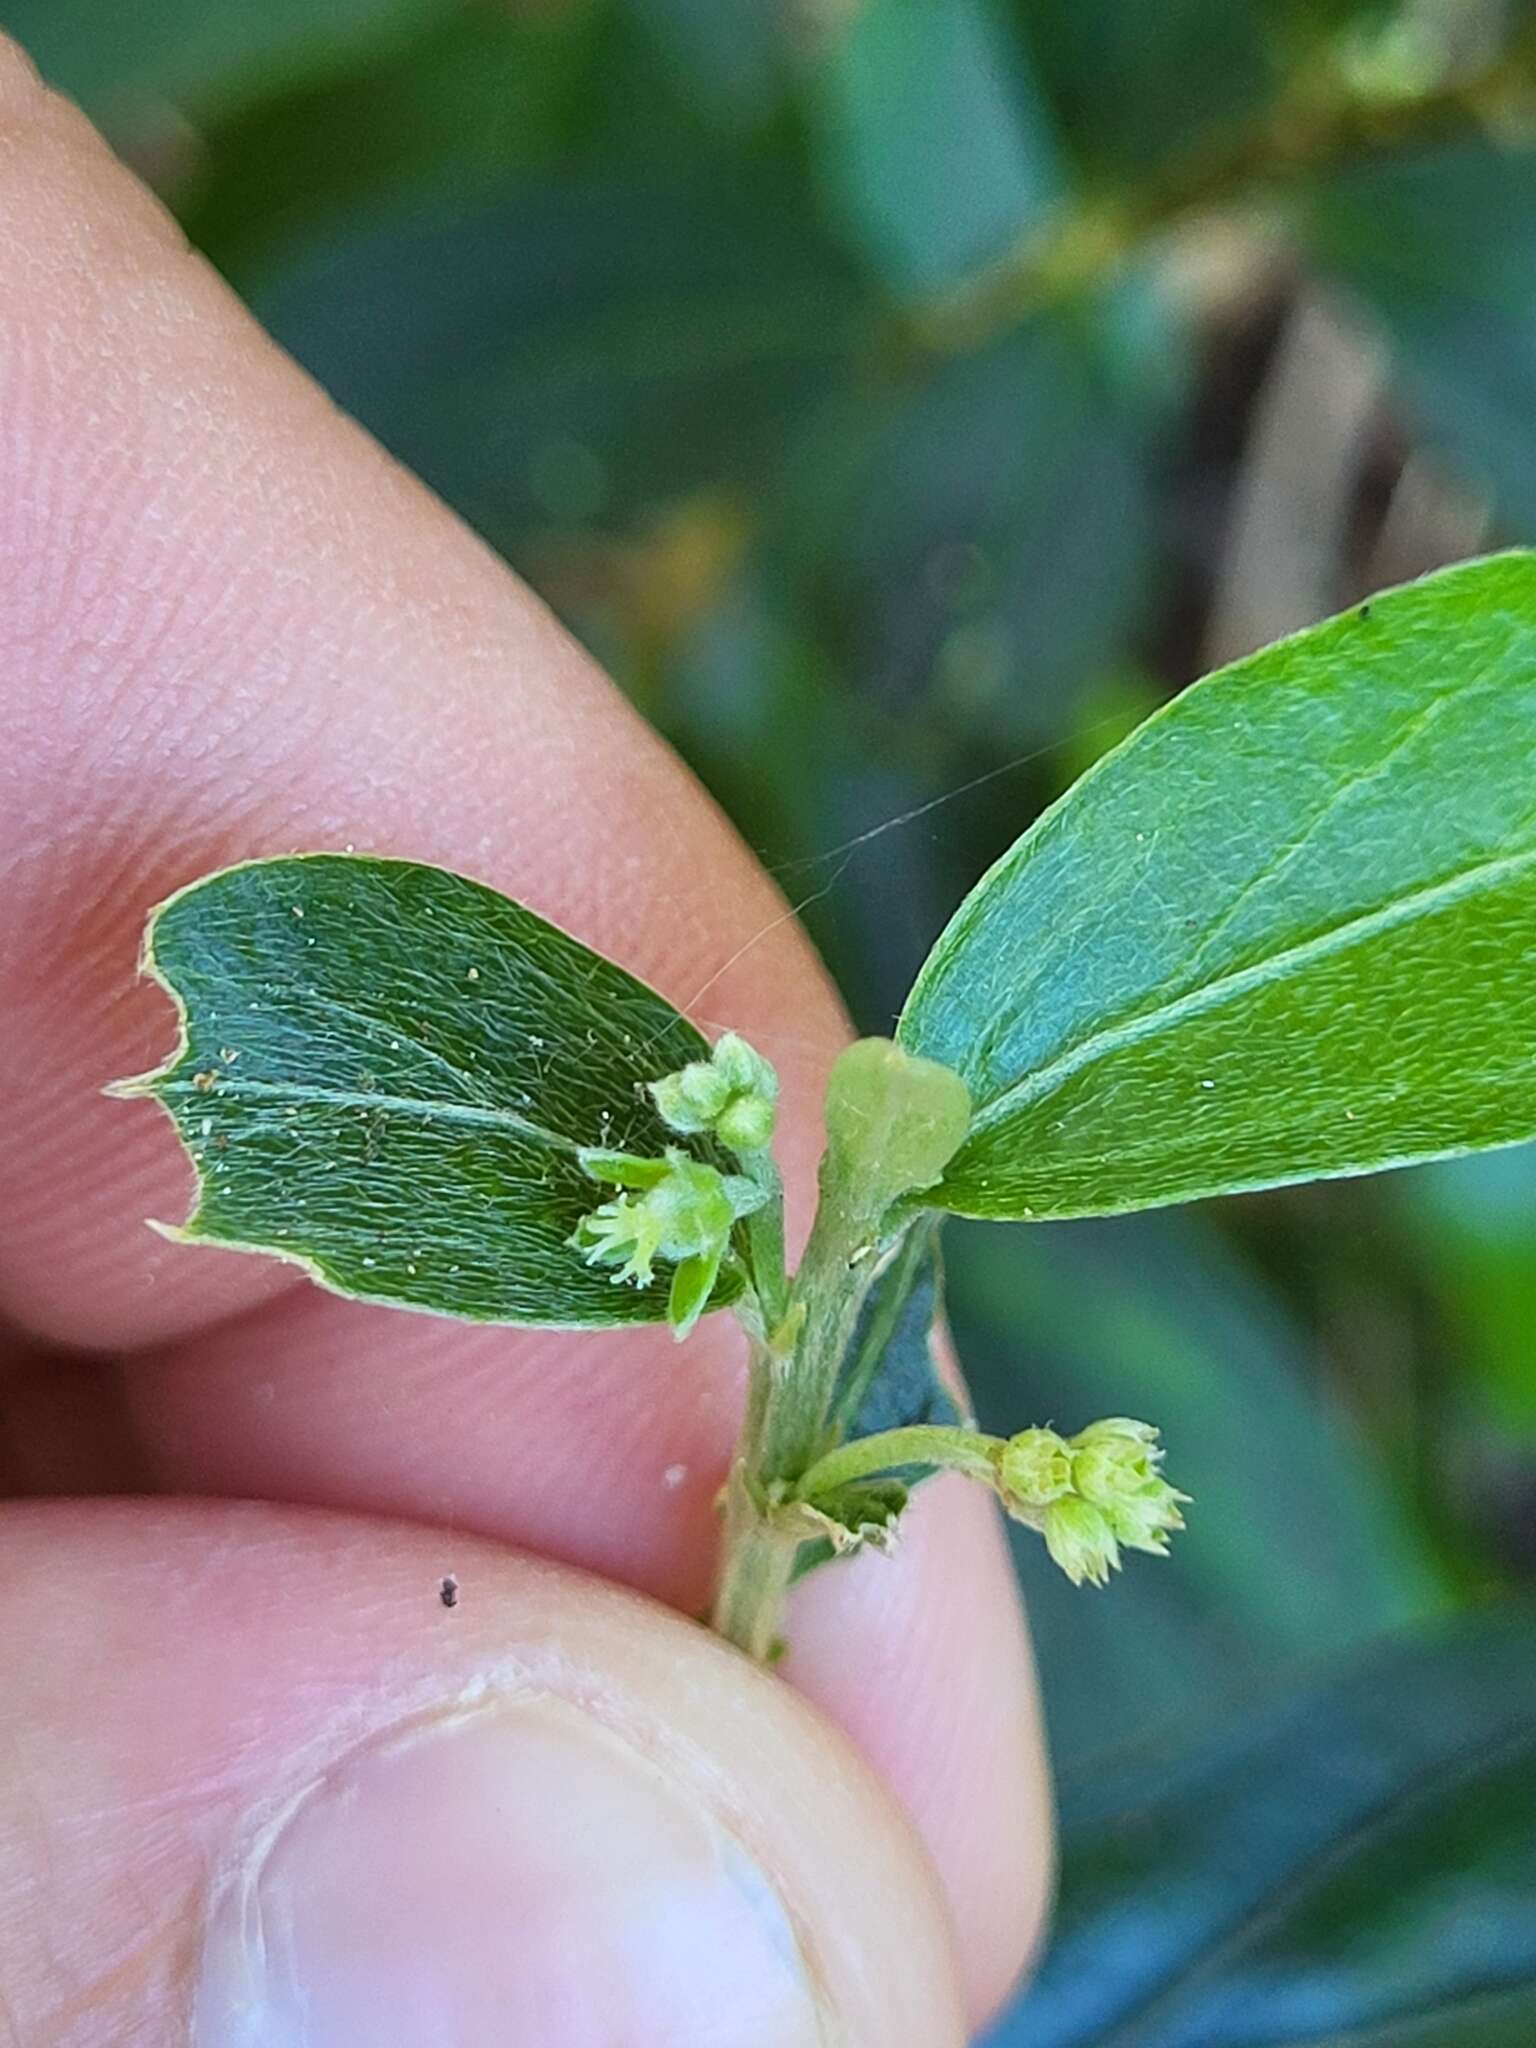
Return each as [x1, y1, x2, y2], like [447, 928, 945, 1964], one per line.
[648, 1031, 779, 1153]
[994, 1418, 1188, 1587]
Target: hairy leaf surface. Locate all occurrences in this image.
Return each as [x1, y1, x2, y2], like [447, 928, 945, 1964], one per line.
[120, 855, 732, 1326]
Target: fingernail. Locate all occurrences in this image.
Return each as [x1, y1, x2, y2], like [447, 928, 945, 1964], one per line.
[194, 1696, 833, 2046]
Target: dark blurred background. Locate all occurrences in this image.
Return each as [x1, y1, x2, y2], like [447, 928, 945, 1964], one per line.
[9, 1, 1535, 2039]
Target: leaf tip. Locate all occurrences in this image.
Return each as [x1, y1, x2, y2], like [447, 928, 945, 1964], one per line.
[102, 1073, 153, 1101]
[145, 1215, 197, 1246]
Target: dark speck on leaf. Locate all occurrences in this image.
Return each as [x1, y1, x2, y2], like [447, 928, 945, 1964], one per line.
[1359, 602, 1372, 620]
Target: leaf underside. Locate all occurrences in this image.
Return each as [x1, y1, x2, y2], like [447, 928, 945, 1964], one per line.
[899, 552, 1536, 1220]
[122, 854, 735, 1326]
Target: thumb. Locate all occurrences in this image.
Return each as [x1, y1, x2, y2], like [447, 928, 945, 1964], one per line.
[2, 1501, 970, 2045]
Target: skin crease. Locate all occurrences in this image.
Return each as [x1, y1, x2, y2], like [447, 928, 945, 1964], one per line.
[0, 31, 1053, 2042]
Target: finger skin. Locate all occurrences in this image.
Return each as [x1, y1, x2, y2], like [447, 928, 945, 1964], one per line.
[124, 1289, 1054, 2019]
[0, 1500, 969, 2044]
[0, 32, 840, 1353]
[0, 32, 1052, 2025]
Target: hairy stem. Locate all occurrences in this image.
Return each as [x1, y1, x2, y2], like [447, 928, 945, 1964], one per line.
[709, 1039, 974, 1659]
[712, 1469, 800, 1663]
[710, 1212, 886, 1656]
[794, 1425, 1001, 1502]
[755, 1198, 876, 1483]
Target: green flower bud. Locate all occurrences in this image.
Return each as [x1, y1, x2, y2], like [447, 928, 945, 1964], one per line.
[996, 1427, 1074, 1509]
[714, 1091, 775, 1153]
[712, 1032, 778, 1103]
[649, 1032, 779, 1152]
[1042, 1496, 1121, 1588]
[820, 1039, 971, 1226]
[648, 1062, 732, 1135]
[1071, 1419, 1156, 1503]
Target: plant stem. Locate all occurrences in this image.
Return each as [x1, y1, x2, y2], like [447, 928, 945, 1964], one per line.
[738, 1149, 789, 1331]
[794, 1425, 1002, 1502]
[710, 1040, 976, 1659]
[712, 1467, 800, 1663]
[755, 1195, 874, 1483]
[710, 1206, 885, 1657]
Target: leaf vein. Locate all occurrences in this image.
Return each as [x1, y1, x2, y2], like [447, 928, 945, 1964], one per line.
[1175, 687, 1460, 987]
[970, 843, 1536, 1138]
[160, 1076, 576, 1152]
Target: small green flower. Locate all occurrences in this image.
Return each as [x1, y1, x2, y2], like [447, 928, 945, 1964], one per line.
[649, 1032, 779, 1153]
[1070, 1417, 1188, 1556]
[570, 1147, 766, 1338]
[989, 1414, 1188, 1585]
[570, 1193, 670, 1289]
[1042, 1496, 1121, 1588]
[648, 1062, 731, 1136]
[996, 1427, 1074, 1509]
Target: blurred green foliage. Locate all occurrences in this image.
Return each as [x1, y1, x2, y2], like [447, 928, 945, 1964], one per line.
[814, 0, 1065, 296]
[996, 1600, 1536, 2045]
[1308, 140, 1536, 530]
[13, 0, 1536, 2035]
[953, 1211, 1443, 1767]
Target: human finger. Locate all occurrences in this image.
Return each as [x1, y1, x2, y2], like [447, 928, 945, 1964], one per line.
[0, 1498, 972, 2044]
[0, 36, 1051, 2022]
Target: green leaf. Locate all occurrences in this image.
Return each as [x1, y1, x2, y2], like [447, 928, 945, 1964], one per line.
[987, 1603, 1536, 2046]
[8, 0, 454, 121]
[899, 552, 1536, 1221]
[1307, 141, 1536, 536]
[1017, 0, 1378, 178]
[624, 0, 789, 117]
[246, 182, 866, 549]
[183, 8, 604, 280]
[1018, 0, 1274, 176]
[948, 1211, 1441, 1770]
[812, 0, 1063, 298]
[116, 855, 736, 1328]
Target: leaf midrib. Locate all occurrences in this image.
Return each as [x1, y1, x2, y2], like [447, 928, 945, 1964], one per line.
[965, 843, 1536, 1143]
[160, 1075, 576, 1152]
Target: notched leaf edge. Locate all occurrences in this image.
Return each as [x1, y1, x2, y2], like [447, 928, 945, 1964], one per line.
[105, 855, 740, 1330]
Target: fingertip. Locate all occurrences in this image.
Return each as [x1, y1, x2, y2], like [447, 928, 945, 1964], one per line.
[0, 27, 44, 108]
[1, 1502, 971, 2046]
